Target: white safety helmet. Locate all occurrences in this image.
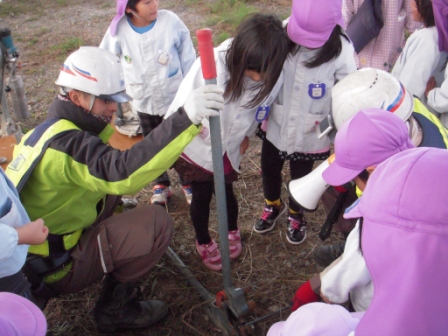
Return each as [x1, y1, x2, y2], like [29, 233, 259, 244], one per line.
[55, 46, 130, 103]
[332, 68, 414, 130]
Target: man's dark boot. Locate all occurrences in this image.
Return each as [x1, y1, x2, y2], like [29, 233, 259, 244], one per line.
[312, 242, 346, 268]
[93, 275, 168, 333]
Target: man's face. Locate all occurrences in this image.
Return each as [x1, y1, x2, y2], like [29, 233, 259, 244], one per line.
[75, 91, 118, 118]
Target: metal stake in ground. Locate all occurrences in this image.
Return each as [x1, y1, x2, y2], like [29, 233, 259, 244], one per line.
[196, 29, 249, 320]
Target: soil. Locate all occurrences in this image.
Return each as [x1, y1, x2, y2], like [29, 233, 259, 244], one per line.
[0, 1, 344, 335]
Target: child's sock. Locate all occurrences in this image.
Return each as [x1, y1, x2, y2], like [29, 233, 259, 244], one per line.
[266, 199, 282, 207]
[289, 208, 303, 215]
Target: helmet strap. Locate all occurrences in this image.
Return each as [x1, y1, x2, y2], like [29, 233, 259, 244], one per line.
[88, 94, 96, 112]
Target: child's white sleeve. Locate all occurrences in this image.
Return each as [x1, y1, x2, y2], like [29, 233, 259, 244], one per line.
[99, 29, 122, 57]
[321, 223, 371, 304]
[335, 39, 357, 82]
[392, 31, 441, 100]
[176, 20, 196, 77]
[165, 58, 204, 119]
[428, 68, 448, 114]
[0, 223, 19, 260]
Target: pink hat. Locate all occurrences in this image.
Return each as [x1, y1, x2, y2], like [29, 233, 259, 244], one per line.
[267, 302, 360, 336]
[344, 147, 448, 335]
[0, 292, 47, 336]
[432, 0, 448, 53]
[287, 0, 344, 48]
[109, 0, 129, 37]
[322, 108, 415, 186]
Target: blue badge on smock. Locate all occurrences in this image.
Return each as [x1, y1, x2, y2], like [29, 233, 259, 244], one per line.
[255, 105, 270, 122]
[308, 83, 326, 99]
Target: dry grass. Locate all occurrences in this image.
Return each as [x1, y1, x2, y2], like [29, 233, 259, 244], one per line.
[0, 0, 345, 335]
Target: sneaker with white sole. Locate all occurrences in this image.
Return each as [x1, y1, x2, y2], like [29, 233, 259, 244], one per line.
[254, 202, 286, 233]
[228, 229, 242, 259]
[151, 185, 172, 206]
[182, 185, 193, 205]
[195, 239, 222, 271]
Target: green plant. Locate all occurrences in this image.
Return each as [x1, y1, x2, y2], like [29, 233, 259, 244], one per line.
[28, 38, 38, 46]
[49, 37, 83, 61]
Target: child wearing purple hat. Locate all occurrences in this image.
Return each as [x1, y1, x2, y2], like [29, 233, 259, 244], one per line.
[346, 147, 448, 335]
[273, 148, 448, 335]
[254, 0, 356, 245]
[100, 0, 196, 206]
[291, 108, 415, 313]
[0, 292, 47, 336]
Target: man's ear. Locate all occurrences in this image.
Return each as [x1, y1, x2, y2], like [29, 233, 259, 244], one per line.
[68, 90, 81, 106]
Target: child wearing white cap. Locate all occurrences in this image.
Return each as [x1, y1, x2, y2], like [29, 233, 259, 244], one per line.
[254, 0, 356, 245]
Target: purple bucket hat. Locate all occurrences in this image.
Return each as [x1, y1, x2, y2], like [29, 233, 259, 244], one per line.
[109, 0, 129, 37]
[344, 147, 448, 335]
[322, 108, 415, 186]
[287, 0, 344, 48]
[432, 0, 448, 53]
[0, 292, 47, 336]
[267, 302, 360, 336]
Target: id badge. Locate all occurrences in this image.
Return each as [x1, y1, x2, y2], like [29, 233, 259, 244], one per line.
[308, 83, 326, 99]
[255, 105, 270, 122]
[157, 50, 171, 65]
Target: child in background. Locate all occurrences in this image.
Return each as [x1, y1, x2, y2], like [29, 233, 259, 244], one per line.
[0, 168, 48, 302]
[100, 0, 196, 206]
[392, 0, 446, 105]
[426, 0, 448, 128]
[166, 13, 293, 271]
[343, 0, 418, 71]
[254, 0, 356, 245]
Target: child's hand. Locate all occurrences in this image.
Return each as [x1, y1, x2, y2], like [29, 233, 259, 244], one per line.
[425, 76, 436, 98]
[240, 136, 249, 155]
[16, 219, 49, 245]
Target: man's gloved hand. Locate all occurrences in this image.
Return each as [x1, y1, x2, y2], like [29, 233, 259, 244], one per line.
[291, 279, 320, 311]
[183, 84, 224, 125]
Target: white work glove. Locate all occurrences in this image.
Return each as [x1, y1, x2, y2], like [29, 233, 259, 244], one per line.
[183, 84, 224, 125]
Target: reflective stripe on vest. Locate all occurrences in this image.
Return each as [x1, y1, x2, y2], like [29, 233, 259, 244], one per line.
[6, 118, 83, 258]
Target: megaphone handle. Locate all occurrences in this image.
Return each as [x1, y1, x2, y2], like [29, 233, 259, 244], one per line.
[319, 190, 349, 241]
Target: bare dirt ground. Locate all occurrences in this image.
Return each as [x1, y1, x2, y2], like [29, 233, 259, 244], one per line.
[0, 0, 344, 335]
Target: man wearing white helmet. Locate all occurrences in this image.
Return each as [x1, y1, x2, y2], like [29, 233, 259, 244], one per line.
[313, 67, 448, 267]
[5, 47, 224, 333]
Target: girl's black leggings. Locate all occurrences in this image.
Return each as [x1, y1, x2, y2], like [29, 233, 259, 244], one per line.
[190, 180, 238, 245]
[261, 139, 315, 213]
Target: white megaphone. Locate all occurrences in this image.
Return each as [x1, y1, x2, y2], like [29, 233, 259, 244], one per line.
[287, 154, 335, 211]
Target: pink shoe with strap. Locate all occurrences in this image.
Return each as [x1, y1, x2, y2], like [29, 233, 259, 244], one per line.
[195, 240, 222, 271]
[228, 229, 242, 259]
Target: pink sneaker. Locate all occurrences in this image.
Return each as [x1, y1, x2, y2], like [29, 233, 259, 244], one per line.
[195, 240, 222, 271]
[228, 229, 242, 259]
